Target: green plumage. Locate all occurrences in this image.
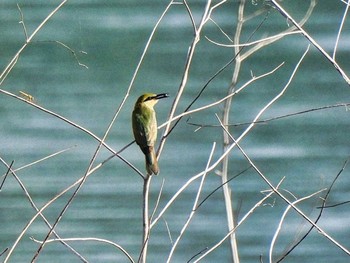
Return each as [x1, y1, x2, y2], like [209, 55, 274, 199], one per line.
[132, 93, 168, 175]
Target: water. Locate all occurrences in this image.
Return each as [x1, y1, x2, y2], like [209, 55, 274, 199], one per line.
[1, 0, 350, 262]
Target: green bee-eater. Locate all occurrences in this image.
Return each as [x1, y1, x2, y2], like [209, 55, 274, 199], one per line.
[132, 93, 169, 175]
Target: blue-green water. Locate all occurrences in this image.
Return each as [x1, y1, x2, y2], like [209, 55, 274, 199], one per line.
[1, 1, 349, 262]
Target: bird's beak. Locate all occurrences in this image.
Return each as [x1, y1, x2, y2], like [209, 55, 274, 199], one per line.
[155, 93, 169, 100]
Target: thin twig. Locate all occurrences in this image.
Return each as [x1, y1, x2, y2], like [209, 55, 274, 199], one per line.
[333, 0, 350, 60]
[4, 155, 108, 262]
[0, 89, 142, 177]
[17, 4, 28, 41]
[0, 157, 88, 262]
[193, 179, 284, 262]
[269, 189, 326, 263]
[158, 0, 217, 156]
[32, 111, 118, 259]
[239, 0, 316, 62]
[0, 0, 68, 85]
[159, 62, 284, 129]
[30, 237, 134, 263]
[139, 177, 152, 263]
[319, 200, 350, 208]
[8, 145, 76, 173]
[51, 40, 88, 69]
[0, 160, 14, 191]
[205, 31, 301, 48]
[187, 247, 209, 263]
[183, 0, 196, 31]
[163, 4, 270, 140]
[277, 158, 350, 262]
[163, 217, 173, 245]
[4, 133, 145, 262]
[187, 102, 350, 129]
[215, 116, 350, 257]
[270, 0, 350, 85]
[166, 143, 216, 262]
[151, 63, 284, 230]
[209, 17, 233, 42]
[0, 248, 8, 257]
[150, 178, 166, 222]
[196, 166, 251, 210]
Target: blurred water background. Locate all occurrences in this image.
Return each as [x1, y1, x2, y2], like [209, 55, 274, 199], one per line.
[0, 0, 349, 262]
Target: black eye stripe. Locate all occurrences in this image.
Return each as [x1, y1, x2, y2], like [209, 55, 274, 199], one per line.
[145, 96, 155, 102]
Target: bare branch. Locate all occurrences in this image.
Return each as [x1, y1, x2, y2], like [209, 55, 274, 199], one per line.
[239, 0, 316, 62]
[187, 102, 350, 129]
[216, 116, 350, 257]
[8, 146, 76, 174]
[52, 40, 88, 69]
[269, 189, 326, 263]
[193, 179, 284, 262]
[0, 160, 14, 191]
[0, 157, 88, 262]
[196, 166, 251, 210]
[0, 248, 8, 257]
[333, 0, 350, 60]
[4, 158, 103, 262]
[158, 0, 225, 156]
[182, 0, 196, 32]
[276, 158, 350, 262]
[0, 0, 68, 85]
[30, 237, 134, 263]
[205, 31, 301, 48]
[159, 62, 284, 129]
[166, 143, 216, 262]
[270, 0, 350, 85]
[17, 4, 28, 41]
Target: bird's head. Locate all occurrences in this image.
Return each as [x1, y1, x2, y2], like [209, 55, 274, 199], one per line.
[136, 93, 169, 108]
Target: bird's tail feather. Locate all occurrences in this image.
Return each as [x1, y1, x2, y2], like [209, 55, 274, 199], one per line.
[145, 146, 159, 175]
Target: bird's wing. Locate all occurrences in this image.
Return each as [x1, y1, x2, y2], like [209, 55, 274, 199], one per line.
[132, 110, 157, 147]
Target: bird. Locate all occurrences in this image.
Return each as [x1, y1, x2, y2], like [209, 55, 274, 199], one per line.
[132, 93, 169, 175]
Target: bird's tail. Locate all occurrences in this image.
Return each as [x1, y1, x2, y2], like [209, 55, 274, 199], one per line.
[145, 146, 159, 175]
